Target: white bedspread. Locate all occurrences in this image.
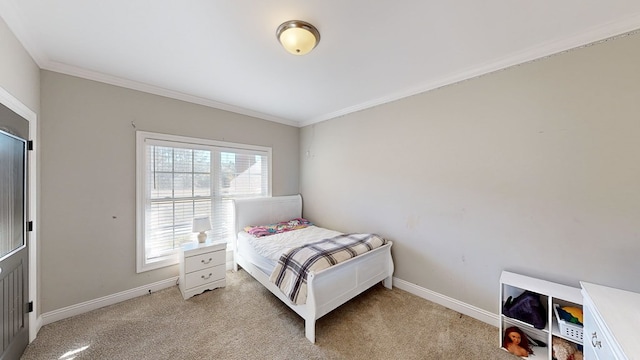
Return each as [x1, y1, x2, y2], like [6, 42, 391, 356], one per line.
[241, 225, 342, 262]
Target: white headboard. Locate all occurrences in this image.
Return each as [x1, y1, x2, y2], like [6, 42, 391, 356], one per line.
[233, 194, 302, 235]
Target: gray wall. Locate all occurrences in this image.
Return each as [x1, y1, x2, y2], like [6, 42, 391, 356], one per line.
[39, 71, 300, 312]
[5, 8, 640, 320]
[0, 16, 41, 314]
[0, 17, 39, 113]
[300, 32, 640, 314]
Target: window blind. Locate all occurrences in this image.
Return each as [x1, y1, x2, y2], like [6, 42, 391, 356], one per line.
[137, 131, 271, 272]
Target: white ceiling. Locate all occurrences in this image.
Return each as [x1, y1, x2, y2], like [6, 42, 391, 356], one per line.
[2, 1, 640, 127]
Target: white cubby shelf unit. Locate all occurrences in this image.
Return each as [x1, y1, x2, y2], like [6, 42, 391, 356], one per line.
[499, 271, 583, 360]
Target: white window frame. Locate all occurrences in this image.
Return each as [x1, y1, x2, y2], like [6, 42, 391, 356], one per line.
[136, 131, 272, 273]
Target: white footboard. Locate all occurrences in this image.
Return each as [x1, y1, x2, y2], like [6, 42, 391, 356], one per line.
[233, 195, 395, 343]
[235, 241, 393, 343]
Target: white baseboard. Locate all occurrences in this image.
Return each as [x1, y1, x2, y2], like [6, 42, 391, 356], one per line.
[37, 272, 496, 333]
[393, 277, 499, 327]
[30, 315, 43, 343]
[39, 257, 236, 330]
[41, 277, 178, 326]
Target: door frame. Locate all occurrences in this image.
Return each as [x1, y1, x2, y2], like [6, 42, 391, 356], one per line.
[0, 86, 38, 342]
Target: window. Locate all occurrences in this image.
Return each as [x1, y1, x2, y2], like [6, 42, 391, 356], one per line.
[136, 131, 271, 272]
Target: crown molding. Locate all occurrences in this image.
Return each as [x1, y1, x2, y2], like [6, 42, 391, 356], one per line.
[0, 1, 47, 67]
[298, 12, 640, 127]
[2, 5, 300, 127]
[4, 3, 640, 129]
[42, 61, 301, 127]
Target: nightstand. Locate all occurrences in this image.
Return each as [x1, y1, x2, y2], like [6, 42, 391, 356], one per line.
[178, 240, 227, 300]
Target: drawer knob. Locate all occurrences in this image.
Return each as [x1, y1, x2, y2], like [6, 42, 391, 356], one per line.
[201, 273, 213, 280]
[591, 332, 602, 349]
[201, 258, 212, 264]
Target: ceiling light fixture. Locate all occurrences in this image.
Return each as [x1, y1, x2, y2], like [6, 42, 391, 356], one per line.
[276, 20, 320, 55]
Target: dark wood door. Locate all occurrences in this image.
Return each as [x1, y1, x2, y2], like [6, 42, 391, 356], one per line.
[0, 103, 29, 360]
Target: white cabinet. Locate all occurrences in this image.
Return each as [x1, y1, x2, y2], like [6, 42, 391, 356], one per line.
[179, 240, 226, 300]
[500, 271, 583, 359]
[581, 282, 640, 360]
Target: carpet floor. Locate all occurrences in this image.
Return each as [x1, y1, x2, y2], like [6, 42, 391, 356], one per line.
[21, 270, 518, 359]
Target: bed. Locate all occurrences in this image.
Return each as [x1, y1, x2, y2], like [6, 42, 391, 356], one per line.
[232, 194, 394, 343]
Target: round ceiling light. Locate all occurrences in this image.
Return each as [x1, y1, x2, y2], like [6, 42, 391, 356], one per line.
[276, 20, 320, 56]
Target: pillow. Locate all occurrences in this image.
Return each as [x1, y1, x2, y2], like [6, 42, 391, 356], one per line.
[244, 218, 313, 237]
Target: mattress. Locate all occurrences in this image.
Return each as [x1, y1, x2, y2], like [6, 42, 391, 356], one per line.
[236, 225, 342, 275]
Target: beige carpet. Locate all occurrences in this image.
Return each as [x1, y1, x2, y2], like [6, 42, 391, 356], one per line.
[22, 270, 518, 359]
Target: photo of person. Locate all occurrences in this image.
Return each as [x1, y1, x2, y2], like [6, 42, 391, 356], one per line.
[502, 326, 534, 357]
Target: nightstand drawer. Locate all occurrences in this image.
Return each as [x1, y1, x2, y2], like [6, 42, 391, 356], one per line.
[185, 250, 225, 273]
[179, 240, 227, 299]
[185, 264, 225, 289]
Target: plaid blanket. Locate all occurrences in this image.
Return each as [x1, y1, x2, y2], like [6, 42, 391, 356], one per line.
[269, 233, 387, 305]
